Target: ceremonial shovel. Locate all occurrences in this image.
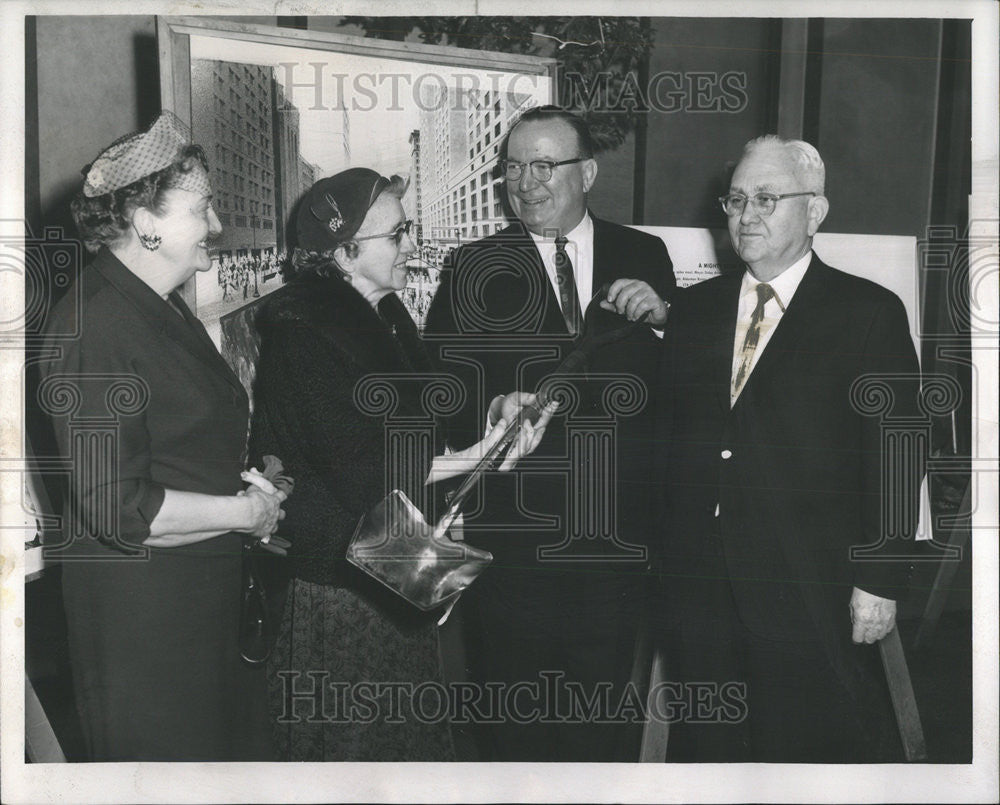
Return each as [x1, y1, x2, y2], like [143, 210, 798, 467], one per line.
[345, 401, 544, 612]
[347, 287, 655, 612]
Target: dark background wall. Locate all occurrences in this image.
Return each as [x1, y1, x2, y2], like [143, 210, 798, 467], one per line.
[29, 16, 159, 239]
[641, 18, 781, 229]
[812, 19, 941, 237]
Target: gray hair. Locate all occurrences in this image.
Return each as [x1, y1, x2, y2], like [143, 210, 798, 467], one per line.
[380, 173, 410, 201]
[743, 135, 825, 195]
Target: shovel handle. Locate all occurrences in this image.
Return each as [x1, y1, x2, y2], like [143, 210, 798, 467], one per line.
[443, 401, 542, 521]
[437, 286, 658, 529]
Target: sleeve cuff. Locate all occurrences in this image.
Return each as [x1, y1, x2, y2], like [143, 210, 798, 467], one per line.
[485, 394, 505, 434]
[124, 480, 166, 544]
[853, 562, 912, 602]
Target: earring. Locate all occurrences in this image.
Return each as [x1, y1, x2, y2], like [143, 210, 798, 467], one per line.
[139, 233, 162, 251]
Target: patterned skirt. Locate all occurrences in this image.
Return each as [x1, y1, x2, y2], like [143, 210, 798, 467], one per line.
[266, 577, 456, 761]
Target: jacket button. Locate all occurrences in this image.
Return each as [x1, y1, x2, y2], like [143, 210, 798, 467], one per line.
[721, 449, 733, 459]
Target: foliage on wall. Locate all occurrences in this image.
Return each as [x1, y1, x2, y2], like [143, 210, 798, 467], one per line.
[340, 16, 654, 152]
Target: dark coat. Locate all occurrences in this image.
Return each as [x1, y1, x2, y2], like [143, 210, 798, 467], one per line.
[249, 274, 447, 591]
[249, 275, 457, 759]
[38, 246, 266, 761]
[41, 247, 250, 552]
[656, 254, 921, 675]
[424, 217, 677, 588]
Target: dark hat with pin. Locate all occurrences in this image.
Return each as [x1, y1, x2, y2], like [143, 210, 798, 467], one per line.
[296, 167, 391, 251]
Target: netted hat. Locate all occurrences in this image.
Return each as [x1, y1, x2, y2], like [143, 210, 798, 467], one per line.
[82, 111, 192, 197]
[296, 168, 391, 251]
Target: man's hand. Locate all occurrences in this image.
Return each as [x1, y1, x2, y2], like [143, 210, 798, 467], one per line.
[599, 279, 669, 327]
[487, 391, 552, 429]
[496, 394, 557, 471]
[850, 587, 897, 644]
[498, 391, 538, 425]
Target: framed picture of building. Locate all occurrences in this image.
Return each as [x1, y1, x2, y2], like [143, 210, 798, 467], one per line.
[157, 16, 555, 396]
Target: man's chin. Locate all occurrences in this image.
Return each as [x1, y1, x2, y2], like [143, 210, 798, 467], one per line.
[519, 215, 559, 237]
[734, 244, 760, 264]
[514, 203, 549, 223]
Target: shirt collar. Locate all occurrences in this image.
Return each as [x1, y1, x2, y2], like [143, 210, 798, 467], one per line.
[526, 212, 593, 247]
[741, 250, 813, 311]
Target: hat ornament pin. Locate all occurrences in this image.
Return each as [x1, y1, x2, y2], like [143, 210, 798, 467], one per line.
[312, 192, 345, 234]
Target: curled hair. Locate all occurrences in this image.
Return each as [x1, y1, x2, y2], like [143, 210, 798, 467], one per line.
[70, 145, 209, 253]
[381, 173, 409, 201]
[286, 247, 348, 281]
[285, 176, 410, 281]
[743, 134, 826, 195]
[501, 105, 596, 161]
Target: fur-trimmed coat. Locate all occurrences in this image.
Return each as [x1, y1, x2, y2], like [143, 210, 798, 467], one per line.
[249, 274, 448, 589]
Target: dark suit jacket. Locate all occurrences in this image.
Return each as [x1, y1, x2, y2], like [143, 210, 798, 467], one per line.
[657, 254, 920, 660]
[425, 217, 676, 592]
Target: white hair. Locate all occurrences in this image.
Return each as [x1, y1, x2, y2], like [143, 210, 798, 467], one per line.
[743, 134, 826, 195]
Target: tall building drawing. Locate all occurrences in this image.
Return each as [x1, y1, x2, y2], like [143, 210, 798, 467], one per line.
[405, 130, 422, 242]
[190, 59, 280, 260]
[419, 86, 534, 245]
[272, 80, 302, 252]
[298, 157, 317, 197]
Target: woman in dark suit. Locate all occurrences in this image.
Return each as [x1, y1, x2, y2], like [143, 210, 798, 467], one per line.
[250, 168, 551, 761]
[40, 112, 287, 761]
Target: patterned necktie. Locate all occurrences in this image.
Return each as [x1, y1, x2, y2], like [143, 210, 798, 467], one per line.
[554, 237, 581, 336]
[731, 282, 775, 403]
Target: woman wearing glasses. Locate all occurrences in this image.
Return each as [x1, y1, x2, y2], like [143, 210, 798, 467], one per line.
[250, 168, 552, 761]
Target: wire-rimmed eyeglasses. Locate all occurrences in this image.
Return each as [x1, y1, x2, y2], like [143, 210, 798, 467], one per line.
[718, 192, 816, 217]
[353, 219, 414, 245]
[501, 158, 585, 183]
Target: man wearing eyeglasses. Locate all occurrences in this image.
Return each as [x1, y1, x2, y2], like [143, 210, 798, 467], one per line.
[654, 135, 919, 762]
[425, 105, 675, 761]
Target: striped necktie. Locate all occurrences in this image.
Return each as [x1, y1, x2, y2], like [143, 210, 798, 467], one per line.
[731, 282, 775, 403]
[554, 237, 581, 336]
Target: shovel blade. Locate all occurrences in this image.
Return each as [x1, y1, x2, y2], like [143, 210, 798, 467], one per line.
[347, 490, 492, 611]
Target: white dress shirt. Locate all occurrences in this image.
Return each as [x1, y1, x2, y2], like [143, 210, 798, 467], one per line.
[730, 251, 812, 405]
[527, 213, 594, 316]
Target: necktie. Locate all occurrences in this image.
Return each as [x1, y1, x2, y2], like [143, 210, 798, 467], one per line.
[554, 237, 581, 336]
[731, 282, 775, 403]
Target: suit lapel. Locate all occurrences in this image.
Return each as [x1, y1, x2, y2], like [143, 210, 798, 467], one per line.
[504, 223, 569, 335]
[591, 216, 617, 300]
[733, 254, 830, 405]
[96, 250, 243, 392]
[169, 291, 246, 392]
[580, 215, 630, 338]
[711, 272, 743, 414]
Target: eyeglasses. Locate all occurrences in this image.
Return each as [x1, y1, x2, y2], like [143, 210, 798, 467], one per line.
[353, 219, 414, 245]
[718, 192, 816, 217]
[501, 158, 585, 183]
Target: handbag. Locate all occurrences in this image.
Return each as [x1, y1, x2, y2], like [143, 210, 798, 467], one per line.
[238, 456, 293, 666]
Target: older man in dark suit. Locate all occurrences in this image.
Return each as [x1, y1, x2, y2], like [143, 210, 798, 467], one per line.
[425, 106, 675, 760]
[655, 135, 920, 762]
